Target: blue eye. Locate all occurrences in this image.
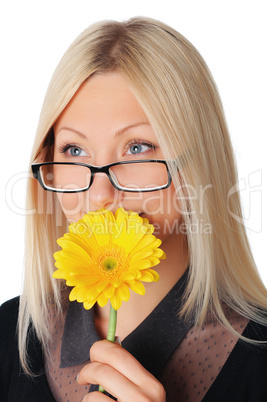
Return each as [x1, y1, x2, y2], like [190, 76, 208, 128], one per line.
[69, 147, 85, 156]
[58, 143, 88, 157]
[130, 144, 144, 154]
[126, 142, 153, 155]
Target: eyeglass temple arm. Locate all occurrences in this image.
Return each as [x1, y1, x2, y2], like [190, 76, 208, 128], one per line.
[32, 146, 51, 164]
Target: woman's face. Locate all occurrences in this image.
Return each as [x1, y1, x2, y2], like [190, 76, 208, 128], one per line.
[53, 72, 182, 243]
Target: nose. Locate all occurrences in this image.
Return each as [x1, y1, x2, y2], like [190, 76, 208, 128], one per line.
[88, 172, 123, 211]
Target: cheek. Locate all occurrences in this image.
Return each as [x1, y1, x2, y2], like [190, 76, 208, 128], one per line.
[141, 184, 181, 216]
[141, 184, 183, 241]
[56, 192, 86, 221]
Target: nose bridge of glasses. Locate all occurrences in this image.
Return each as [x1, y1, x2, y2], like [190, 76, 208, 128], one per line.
[90, 164, 111, 173]
[89, 164, 114, 188]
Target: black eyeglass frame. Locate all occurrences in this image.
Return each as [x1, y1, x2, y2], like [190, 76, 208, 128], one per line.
[31, 159, 173, 193]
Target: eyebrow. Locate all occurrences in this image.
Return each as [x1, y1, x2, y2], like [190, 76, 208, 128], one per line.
[115, 122, 150, 137]
[56, 127, 87, 140]
[56, 122, 150, 140]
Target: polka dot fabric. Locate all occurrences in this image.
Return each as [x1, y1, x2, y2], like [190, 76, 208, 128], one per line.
[159, 311, 248, 401]
[44, 295, 91, 401]
[44, 294, 248, 401]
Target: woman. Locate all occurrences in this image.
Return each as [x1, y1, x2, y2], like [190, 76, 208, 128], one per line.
[1, 17, 266, 401]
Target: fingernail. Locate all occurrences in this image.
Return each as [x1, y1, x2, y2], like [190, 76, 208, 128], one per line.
[75, 373, 79, 382]
[114, 336, 121, 345]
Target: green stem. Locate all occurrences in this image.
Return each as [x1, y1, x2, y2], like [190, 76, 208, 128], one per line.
[107, 303, 117, 342]
[99, 302, 117, 393]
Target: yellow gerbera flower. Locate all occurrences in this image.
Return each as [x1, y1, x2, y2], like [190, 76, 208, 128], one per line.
[53, 208, 166, 310]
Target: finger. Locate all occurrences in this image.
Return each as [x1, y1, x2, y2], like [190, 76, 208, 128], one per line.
[78, 361, 141, 400]
[89, 340, 156, 387]
[82, 391, 109, 401]
[114, 335, 121, 345]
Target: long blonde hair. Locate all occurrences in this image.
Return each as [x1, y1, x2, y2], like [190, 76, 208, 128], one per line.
[19, 17, 267, 373]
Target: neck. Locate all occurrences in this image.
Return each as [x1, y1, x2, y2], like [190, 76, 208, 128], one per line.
[94, 231, 189, 340]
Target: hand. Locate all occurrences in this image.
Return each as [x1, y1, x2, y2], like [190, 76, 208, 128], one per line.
[77, 340, 166, 401]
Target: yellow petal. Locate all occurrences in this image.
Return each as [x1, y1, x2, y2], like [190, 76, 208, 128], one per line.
[151, 248, 166, 259]
[139, 271, 154, 282]
[66, 278, 80, 286]
[101, 209, 116, 223]
[147, 257, 161, 267]
[127, 281, 146, 295]
[140, 269, 160, 282]
[110, 292, 123, 310]
[76, 287, 92, 302]
[55, 244, 92, 264]
[112, 220, 127, 247]
[97, 293, 109, 307]
[103, 284, 115, 298]
[121, 270, 142, 281]
[80, 214, 95, 226]
[123, 226, 146, 253]
[83, 299, 97, 309]
[93, 213, 110, 247]
[69, 286, 80, 301]
[120, 271, 137, 281]
[126, 217, 154, 253]
[116, 283, 130, 302]
[130, 249, 154, 264]
[147, 269, 160, 281]
[80, 284, 102, 301]
[140, 222, 154, 235]
[63, 233, 95, 255]
[115, 207, 128, 221]
[129, 235, 158, 254]
[129, 260, 152, 271]
[67, 267, 93, 276]
[160, 251, 166, 259]
[110, 278, 122, 288]
[54, 259, 90, 272]
[52, 270, 67, 279]
[96, 280, 110, 293]
[66, 275, 99, 286]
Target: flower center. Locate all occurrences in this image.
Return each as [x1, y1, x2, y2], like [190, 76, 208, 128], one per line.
[102, 257, 118, 272]
[94, 244, 129, 280]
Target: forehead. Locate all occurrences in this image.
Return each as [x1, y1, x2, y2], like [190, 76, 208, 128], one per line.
[54, 72, 149, 135]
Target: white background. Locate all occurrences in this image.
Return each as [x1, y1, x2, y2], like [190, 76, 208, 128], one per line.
[0, 0, 266, 305]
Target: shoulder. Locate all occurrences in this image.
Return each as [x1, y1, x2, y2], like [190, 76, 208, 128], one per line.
[0, 297, 55, 400]
[0, 296, 20, 316]
[203, 319, 267, 401]
[231, 318, 267, 366]
[243, 316, 267, 346]
[239, 318, 267, 363]
[0, 297, 20, 395]
[0, 296, 20, 340]
[0, 296, 20, 362]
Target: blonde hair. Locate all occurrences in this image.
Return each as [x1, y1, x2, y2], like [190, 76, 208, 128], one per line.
[19, 17, 267, 373]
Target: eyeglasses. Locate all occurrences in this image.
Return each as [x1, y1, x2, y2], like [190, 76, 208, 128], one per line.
[31, 160, 173, 193]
